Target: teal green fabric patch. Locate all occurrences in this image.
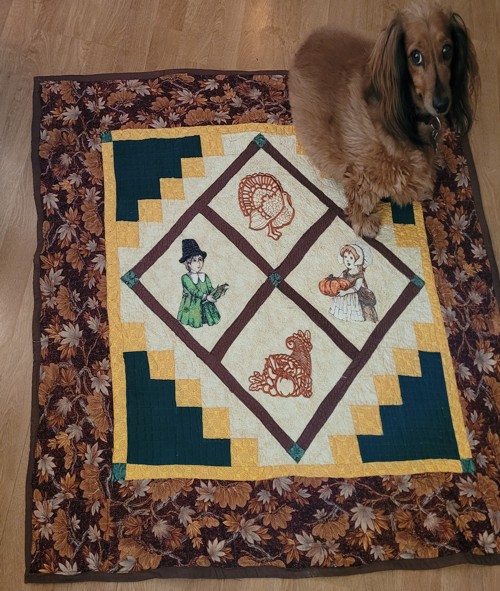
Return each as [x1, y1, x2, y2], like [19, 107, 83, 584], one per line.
[121, 270, 140, 287]
[411, 275, 425, 288]
[124, 351, 231, 466]
[358, 352, 460, 463]
[253, 133, 268, 148]
[111, 463, 126, 481]
[113, 136, 202, 221]
[391, 202, 415, 224]
[289, 443, 305, 463]
[100, 130, 112, 143]
[461, 458, 476, 473]
[268, 272, 283, 286]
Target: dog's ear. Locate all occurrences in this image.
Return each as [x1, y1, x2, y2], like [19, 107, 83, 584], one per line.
[369, 16, 421, 145]
[449, 12, 480, 135]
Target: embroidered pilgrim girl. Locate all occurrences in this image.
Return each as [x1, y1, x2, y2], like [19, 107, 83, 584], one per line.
[177, 239, 228, 328]
[319, 243, 378, 323]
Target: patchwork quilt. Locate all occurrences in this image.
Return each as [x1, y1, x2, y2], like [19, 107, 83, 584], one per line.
[27, 71, 500, 582]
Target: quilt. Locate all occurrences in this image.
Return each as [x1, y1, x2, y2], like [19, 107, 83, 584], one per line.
[27, 71, 500, 582]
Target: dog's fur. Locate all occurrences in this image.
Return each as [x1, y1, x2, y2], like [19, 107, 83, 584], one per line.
[288, 3, 479, 237]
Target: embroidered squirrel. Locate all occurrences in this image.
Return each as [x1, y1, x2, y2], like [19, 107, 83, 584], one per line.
[249, 330, 313, 398]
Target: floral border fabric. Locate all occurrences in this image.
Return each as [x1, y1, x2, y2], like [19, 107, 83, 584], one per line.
[28, 72, 500, 580]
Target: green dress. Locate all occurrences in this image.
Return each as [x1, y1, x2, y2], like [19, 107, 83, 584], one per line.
[177, 274, 221, 328]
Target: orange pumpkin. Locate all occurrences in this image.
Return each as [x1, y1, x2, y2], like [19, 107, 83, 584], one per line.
[319, 277, 350, 297]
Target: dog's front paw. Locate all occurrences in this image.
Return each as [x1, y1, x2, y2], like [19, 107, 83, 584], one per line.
[414, 190, 433, 202]
[351, 213, 381, 238]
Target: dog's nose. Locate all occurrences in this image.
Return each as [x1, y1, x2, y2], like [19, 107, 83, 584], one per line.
[432, 96, 450, 114]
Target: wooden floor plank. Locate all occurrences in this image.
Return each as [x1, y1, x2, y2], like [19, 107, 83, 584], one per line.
[1, 1, 498, 589]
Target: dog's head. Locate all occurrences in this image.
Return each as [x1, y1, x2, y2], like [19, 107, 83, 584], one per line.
[369, 4, 479, 144]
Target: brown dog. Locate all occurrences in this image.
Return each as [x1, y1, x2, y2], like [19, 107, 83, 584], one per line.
[289, 3, 479, 237]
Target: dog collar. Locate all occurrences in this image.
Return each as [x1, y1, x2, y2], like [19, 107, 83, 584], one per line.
[416, 113, 441, 149]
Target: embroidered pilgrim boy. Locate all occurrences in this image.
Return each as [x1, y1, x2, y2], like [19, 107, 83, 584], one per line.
[177, 239, 228, 328]
[319, 243, 378, 323]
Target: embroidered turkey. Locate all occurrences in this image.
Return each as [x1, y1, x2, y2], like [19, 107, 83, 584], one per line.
[238, 173, 295, 240]
[249, 330, 312, 398]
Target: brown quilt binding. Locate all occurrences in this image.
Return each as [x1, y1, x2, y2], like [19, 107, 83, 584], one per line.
[462, 136, 500, 303]
[27, 68, 500, 583]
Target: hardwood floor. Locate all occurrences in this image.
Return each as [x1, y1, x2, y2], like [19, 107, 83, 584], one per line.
[0, 1, 498, 589]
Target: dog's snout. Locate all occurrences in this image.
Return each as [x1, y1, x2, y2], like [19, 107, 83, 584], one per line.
[432, 95, 450, 114]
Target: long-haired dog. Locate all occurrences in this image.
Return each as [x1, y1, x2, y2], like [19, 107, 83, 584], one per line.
[288, 3, 479, 237]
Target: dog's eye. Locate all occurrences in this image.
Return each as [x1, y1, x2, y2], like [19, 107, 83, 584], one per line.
[442, 44, 452, 60]
[410, 50, 423, 66]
